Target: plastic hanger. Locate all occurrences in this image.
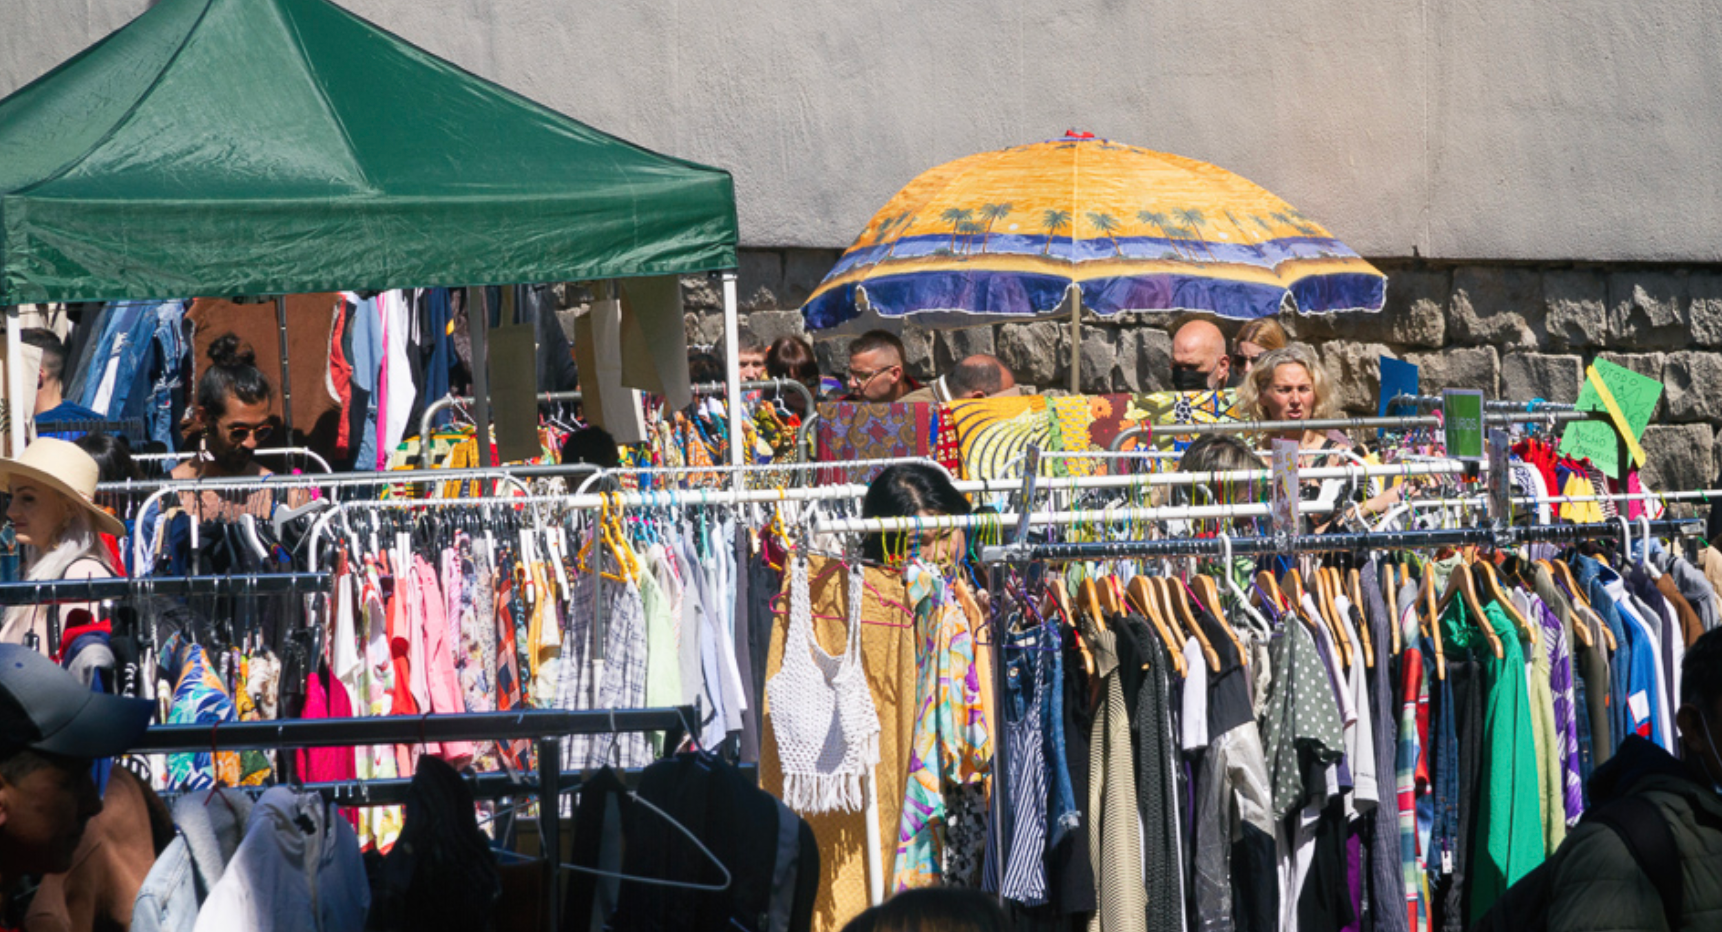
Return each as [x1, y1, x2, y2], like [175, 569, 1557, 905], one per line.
[556, 768, 734, 893]
[1214, 534, 1270, 636]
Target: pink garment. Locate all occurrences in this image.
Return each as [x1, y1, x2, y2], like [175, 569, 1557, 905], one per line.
[294, 670, 361, 829]
[442, 548, 465, 665]
[412, 555, 474, 767]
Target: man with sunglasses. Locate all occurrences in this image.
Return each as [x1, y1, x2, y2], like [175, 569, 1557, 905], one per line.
[841, 330, 921, 403]
[169, 336, 286, 520]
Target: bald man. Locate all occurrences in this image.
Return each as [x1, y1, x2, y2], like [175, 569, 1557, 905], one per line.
[1171, 320, 1234, 391]
[903, 354, 1022, 402]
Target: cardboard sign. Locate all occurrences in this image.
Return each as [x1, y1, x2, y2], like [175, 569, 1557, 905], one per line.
[1442, 390, 1484, 461]
[1559, 358, 1662, 479]
[1271, 439, 1300, 538]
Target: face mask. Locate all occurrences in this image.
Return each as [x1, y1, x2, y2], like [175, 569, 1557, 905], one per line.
[1171, 366, 1208, 392]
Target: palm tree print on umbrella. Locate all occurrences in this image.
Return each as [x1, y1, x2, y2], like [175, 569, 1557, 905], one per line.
[1087, 212, 1123, 257]
[977, 202, 1014, 253]
[1040, 209, 1072, 257]
[1174, 208, 1217, 261]
[956, 220, 985, 255]
[880, 212, 917, 260]
[1137, 210, 1187, 260]
[940, 207, 975, 253]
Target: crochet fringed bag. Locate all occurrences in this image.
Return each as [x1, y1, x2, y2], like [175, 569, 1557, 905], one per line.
[767, 558, 881, 813]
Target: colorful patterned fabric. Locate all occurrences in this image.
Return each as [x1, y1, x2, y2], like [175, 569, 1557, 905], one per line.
[1118, 389, 1241, 456]
[892, 564, 992, 890]
[162, 634, 270, 791]
[802, 134, 1387, 330]
[1398, 640, 1429, 932]
[816, 402, 933, 484]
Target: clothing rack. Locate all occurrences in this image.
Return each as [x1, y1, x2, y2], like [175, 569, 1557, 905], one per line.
[417, 378, 818, 468]
[1388, 393, 1578, 414]
[977, 519, 1704, 563]
[132, 706, 696, 932]
[0, 570, 331, 605]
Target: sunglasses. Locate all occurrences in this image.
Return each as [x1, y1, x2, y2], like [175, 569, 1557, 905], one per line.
[223, 422, 274, 443]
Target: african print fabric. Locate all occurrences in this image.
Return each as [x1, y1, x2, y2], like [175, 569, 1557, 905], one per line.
[161, 633, 271, 791]
[816, 402, 933, 484]
[891, 562, 992, 890]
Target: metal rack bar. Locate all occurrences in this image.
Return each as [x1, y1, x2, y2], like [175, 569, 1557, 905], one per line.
[0, 571, 331, 606]
[133, 705, 691, 932]
[418, 378, 817, 468]
[1107, 409, 1596, 450]
[979, 519, 1703, 563]
[130, 447, 335, 474]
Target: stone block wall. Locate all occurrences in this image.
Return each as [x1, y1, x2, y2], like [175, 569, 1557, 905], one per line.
[679, 250, 1722, 495]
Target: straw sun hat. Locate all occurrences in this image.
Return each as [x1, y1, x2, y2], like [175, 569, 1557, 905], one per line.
[0, 438, 125, 539]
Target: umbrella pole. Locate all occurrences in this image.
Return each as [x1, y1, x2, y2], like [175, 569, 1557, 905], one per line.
[469, 286, 495, 469]
[723, 272, 744, 479]
[5, 306, 21, 455]
[1069, 290, 1082, 393]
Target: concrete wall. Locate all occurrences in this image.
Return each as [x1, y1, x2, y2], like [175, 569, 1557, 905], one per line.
[683, 254, 1722, 497]
[6, 0, 1722, 261]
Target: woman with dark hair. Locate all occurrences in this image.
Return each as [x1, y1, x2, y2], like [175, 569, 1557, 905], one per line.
[861, 463, 972, 566]
[72, 431, 141, 484]
[765, 336, 821, 418]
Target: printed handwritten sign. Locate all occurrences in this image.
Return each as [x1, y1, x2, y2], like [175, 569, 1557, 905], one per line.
[1443, 390, 1484, 461]
[1271, 439, 1299, 538]
[1559, 359, 1662, 479]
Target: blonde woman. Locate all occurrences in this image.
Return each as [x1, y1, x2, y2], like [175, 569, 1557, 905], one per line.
[0, 439, 124, 650]
[1236, 343, 1402, 522]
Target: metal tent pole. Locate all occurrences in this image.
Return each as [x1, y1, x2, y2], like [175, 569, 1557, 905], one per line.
[274, 296, 294, 444]
[468, 286, 495, 468]
[7, 306, 23, 454]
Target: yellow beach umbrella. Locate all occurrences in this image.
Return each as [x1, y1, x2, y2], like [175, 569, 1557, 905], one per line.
[802, 132, 1385, 390]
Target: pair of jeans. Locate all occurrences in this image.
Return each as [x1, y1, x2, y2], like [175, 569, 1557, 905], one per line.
[1574, 675, 1594, 808]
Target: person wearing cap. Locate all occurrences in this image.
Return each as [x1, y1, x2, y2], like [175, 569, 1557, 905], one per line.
[0, 439, 123, 654]
[0, 643, 163, 929]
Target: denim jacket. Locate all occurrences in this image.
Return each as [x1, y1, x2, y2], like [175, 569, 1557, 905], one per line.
[73, 299, 187, 447]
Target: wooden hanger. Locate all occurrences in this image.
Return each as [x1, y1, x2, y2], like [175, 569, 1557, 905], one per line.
[1437, 563, 1504, 659]
[1126, 575, 1186, 677]
[1255, 569, 1286, 618]
[1166, 576, 1222, 672]
[1476, 559, 1537, 649]
[1347, 567, 1375, 668]
[1312, 567, 1354, 669]
[1418, 566, 1446, 679]
[1537, 558, 1594, 649]
[1549, 554, 1611, 651]
[1097, 573, 1123, 617]
[1078, 577, 1109, 632]
[1192, 574, 1247, 666]
[1382, 561, 1401, 656]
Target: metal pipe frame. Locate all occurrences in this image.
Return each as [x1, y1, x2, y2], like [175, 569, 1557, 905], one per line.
[1107, 409, 1596, 450]
[0, 571, 331, 606]
[130, 447, 334, 474]
[979, 518, 1703, 563]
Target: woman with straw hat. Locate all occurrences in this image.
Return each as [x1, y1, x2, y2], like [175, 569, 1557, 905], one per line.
[0, 438, 124, 651]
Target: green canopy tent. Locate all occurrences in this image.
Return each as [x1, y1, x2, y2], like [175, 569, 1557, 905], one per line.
[0, 0, 743, 462]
